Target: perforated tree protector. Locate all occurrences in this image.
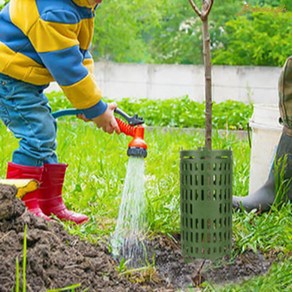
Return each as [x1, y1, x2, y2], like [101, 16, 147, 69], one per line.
[180, 148, 233, 261]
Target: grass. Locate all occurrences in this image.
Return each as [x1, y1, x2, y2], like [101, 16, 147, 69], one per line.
[216, 257, 292, 291]
[0, 118, 291, 290]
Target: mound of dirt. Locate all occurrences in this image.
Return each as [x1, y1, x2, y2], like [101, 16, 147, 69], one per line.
[0, 185, 150, 292]
[0, 184, 276, 291]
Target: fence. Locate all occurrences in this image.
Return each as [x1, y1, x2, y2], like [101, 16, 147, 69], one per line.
[46, 62, 281, 104]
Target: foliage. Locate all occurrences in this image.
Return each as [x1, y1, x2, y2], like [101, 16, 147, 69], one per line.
[212, 8, 292, 66]
[92, 0, 290, 66]
[92, 0, 244, 64]
[232, 205, 292, 254]
[1, 0, 289, 65]
[248, 0, 292, 10]
[92, 0, 164, 63]
[145, 0, 204, 65]
[48, 92, 253, 130]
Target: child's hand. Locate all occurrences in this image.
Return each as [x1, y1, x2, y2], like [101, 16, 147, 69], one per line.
[91, 102, 120, 134]
[76, 113, 90, 122]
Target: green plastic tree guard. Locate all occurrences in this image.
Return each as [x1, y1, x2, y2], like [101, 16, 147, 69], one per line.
[180, 148, 233, 261]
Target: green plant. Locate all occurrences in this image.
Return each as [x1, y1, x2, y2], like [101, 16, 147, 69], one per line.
[15, 224, 27, 292]
[46, 283, 82, 292]
[92, 0, 163, 63]
[15, 257, 20, 292]
[116, 257, 130, 273]
[213, 8, 292, 66]
[232, 204, 292, 254]
[47, 93, 253, 130]
[90, 0, 291, 65]
[118, 254, 158, 284]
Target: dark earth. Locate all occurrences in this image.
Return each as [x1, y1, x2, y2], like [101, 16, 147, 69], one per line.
[0, 184, 277, 291]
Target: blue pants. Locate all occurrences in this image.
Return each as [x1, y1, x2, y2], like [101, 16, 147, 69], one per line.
[0, 73, 58, 166]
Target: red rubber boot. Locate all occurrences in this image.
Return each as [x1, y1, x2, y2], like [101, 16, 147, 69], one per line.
[6, 162, 50, 220]
[38, 164, 88, 224]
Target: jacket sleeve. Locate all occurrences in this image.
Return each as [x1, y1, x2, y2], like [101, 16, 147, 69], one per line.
[27, 10, 107, 118]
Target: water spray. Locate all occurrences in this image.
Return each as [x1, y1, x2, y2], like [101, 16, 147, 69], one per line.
[112, 109, 148, 266]
[53, 107, 148, 266]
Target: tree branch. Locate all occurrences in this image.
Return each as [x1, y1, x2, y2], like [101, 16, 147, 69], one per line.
[201, 0, 214, 20]
[188, 0, 202, 18]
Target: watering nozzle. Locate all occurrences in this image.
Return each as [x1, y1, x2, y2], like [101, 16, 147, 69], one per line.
[115, 108, 147, 158]
[51, 107, 147, 157]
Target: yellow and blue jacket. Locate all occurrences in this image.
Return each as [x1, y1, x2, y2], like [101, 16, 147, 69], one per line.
[0, 0, 106, 118]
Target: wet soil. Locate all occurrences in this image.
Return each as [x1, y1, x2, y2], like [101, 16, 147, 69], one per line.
[0, 184, 277, 291]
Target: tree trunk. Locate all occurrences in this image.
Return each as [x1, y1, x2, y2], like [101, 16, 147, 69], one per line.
[188, 0, 214, 150]
[202, 18, 212, 150]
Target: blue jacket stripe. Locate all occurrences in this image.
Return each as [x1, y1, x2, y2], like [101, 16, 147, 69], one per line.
[41, 10, 80, 24]
[36, 0, 94, 22]
[39, 45, 88, 86]
[0, 8, 43, 65]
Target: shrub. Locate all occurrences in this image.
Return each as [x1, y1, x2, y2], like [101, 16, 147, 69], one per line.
[212, 9, 292, 66]
[48, 92, 253, 130]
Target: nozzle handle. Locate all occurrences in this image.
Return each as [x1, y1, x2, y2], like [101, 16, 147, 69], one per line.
[116, 118, 136, 137]
[114, 108, 144, 126]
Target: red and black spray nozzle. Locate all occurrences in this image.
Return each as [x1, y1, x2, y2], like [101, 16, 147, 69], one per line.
[114, 108, 147, 158]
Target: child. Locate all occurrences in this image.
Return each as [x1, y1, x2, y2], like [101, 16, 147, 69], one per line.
[0, 0, 119, 224]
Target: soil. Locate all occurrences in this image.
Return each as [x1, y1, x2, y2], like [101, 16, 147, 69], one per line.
[0, 184, 277, 292]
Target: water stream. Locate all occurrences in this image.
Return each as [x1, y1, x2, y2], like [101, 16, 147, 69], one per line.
[111, 156, 147, 267]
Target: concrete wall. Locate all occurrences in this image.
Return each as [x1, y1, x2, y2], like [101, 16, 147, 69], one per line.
[46, 62, 282, 104]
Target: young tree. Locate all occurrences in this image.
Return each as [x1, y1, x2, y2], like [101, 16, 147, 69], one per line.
[188, 0, 214, 149]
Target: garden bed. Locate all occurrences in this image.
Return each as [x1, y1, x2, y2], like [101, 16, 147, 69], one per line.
[0, 184, 278, 291]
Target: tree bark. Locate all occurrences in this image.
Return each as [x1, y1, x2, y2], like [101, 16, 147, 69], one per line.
[202, 18, 212, 150]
